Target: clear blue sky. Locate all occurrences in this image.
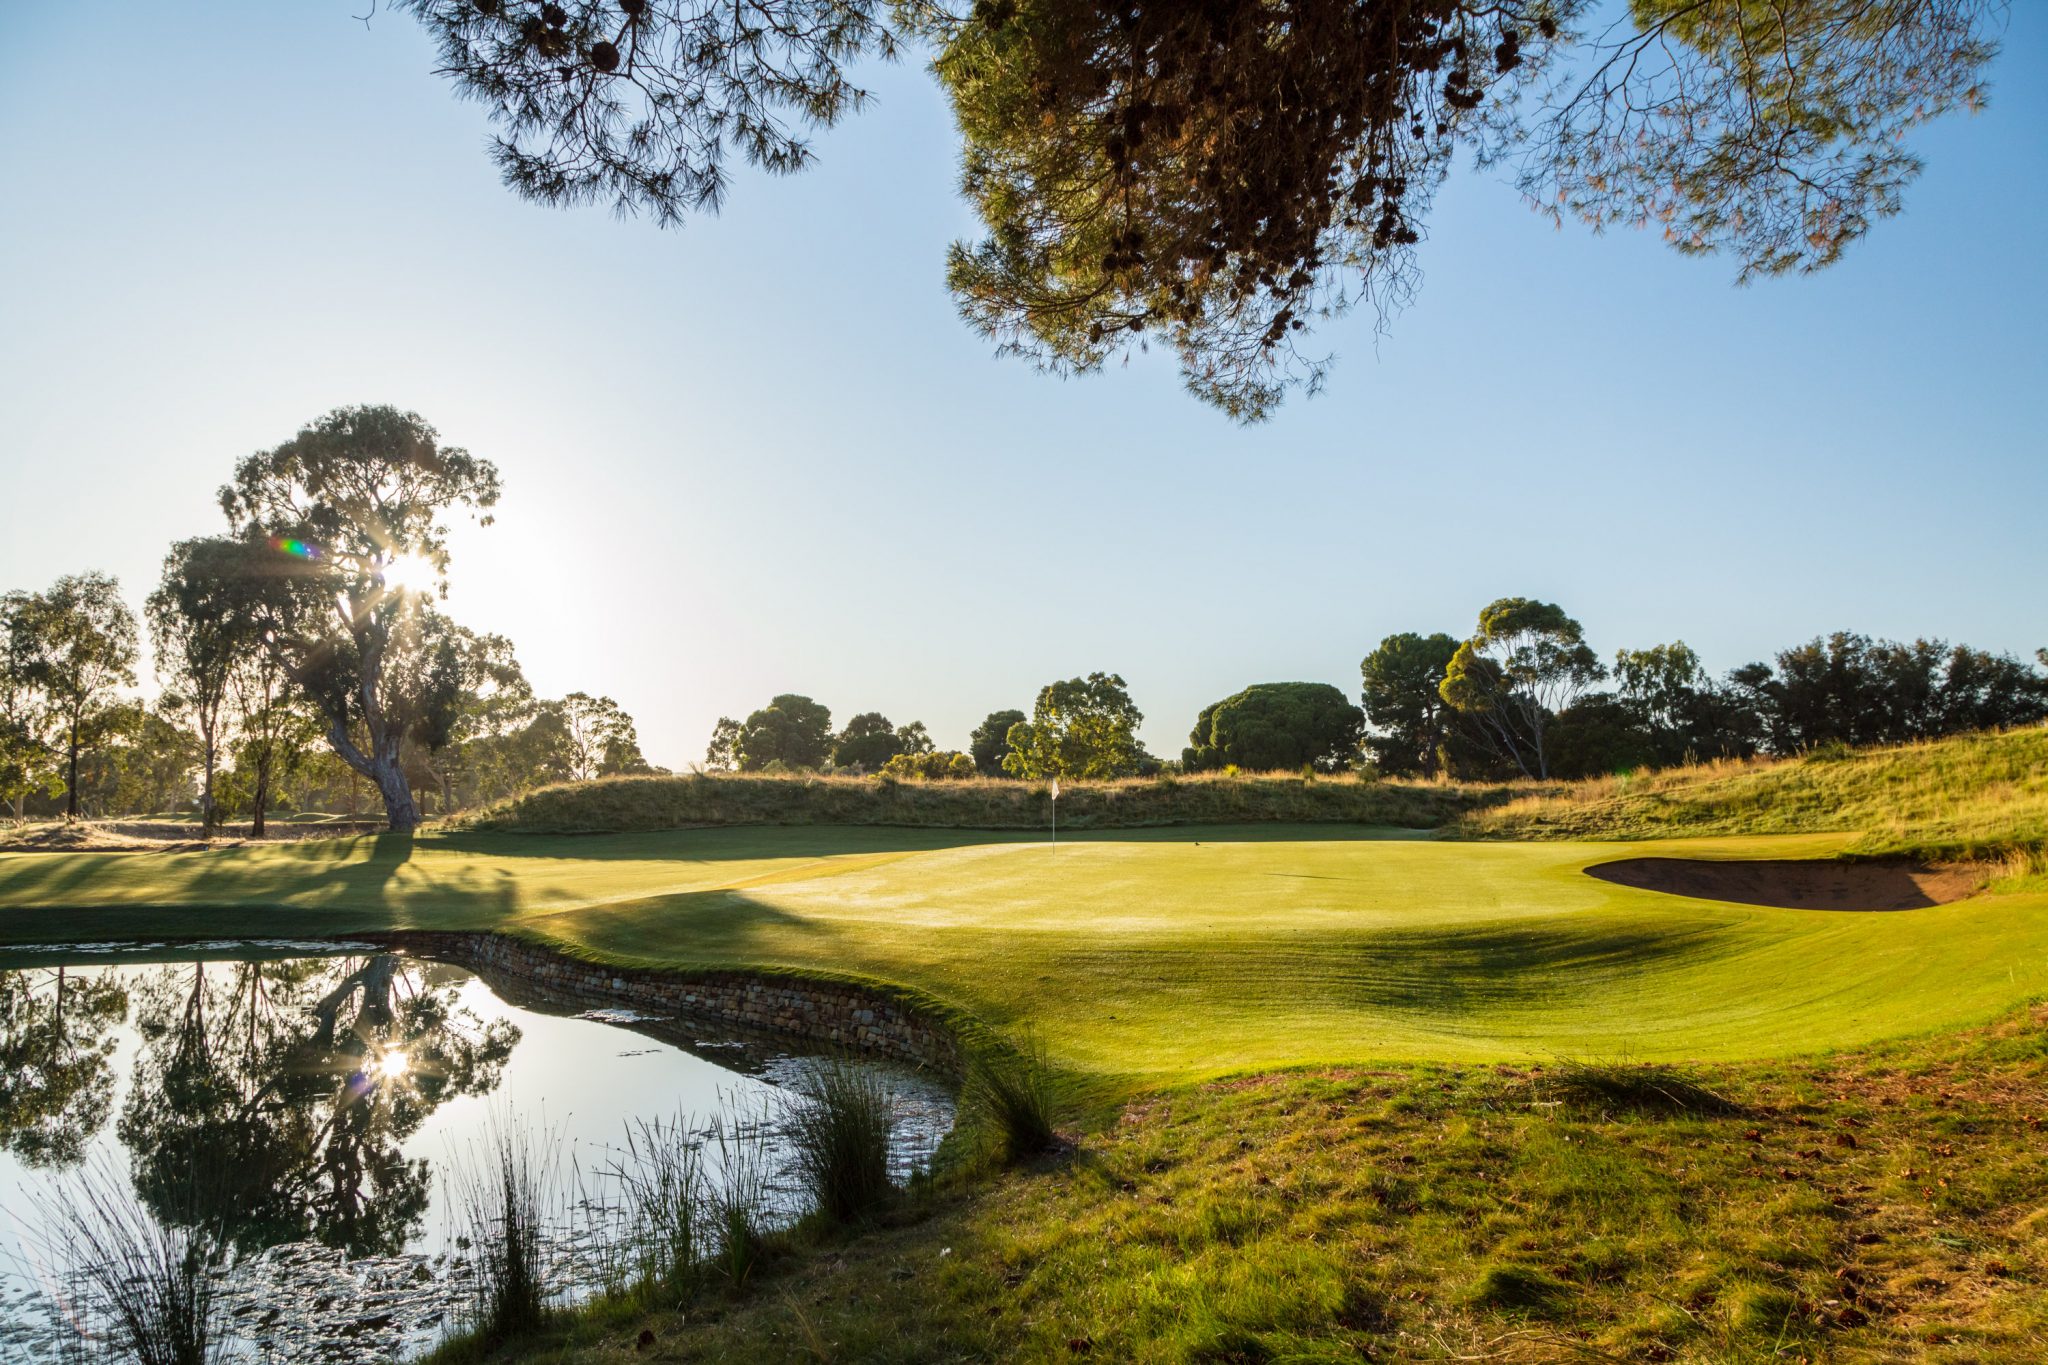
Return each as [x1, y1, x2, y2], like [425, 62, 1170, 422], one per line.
[2, 3, 2043, 769]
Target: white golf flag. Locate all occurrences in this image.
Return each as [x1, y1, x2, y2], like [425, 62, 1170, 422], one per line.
[1050, 778, 1060, 800]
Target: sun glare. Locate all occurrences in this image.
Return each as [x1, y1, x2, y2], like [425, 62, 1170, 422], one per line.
[371, 1048, 411, 1081]
[380, 553, 439, 595]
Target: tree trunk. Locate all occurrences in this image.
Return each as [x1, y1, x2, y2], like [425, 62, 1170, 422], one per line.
[251, 761, 269, 839]
[65, 720, 79, 821]
[370, 754, 421, 833]
[201, 728, 217, 839]
[326, 720, 420, 834]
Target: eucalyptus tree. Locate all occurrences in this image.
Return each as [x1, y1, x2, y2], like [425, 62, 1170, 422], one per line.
[704, 715, 743, 772]
[1440, 598, 1604, 780]
[397, 0, 2003, 418]
[557, 691, 652, 781]
[148, 538, 257, 833]
[215, 405, 501, 832]
[0, 592, 59, 821]
[1003, 672, 1145, 780]
[10, 574, 139, 820]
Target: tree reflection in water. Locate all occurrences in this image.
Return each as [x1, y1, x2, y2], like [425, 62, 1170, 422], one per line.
[0, 966, 131, 1167]
[117, 955, 519, 1256]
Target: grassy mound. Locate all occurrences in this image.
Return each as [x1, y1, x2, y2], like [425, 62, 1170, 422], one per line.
[1458, 727, 2048, 867]
[452, 768, 1504, 834]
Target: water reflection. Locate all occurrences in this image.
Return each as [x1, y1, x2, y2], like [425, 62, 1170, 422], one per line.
[0, 951, 954, 1363]
[0, 966, 130, 1167]
[114, 955, 519, 1257]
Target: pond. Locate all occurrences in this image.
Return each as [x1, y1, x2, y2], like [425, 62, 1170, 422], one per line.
[0, 944, 955, 1362]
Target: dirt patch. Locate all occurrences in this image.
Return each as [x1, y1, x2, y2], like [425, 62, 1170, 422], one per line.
[1586, 857, 1985, 911]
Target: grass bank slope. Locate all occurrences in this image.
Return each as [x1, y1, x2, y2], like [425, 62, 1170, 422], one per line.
[453, 768, 1505, 834]
[3, 825, 2044, 1074]
[474, 1004, 2048, 1365]
[1459, 727, 2048, 866]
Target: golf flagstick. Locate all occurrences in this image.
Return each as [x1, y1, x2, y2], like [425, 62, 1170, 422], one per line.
[1050, 777, 1059, 852]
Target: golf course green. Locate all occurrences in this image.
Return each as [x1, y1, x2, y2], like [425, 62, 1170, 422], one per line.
[4, 823, 2042, 1078]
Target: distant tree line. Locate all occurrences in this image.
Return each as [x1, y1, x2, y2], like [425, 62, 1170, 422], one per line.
[1361, 599, 2048, 781]
[1, 406, 657, 832]
[704, 600, 2046, 787]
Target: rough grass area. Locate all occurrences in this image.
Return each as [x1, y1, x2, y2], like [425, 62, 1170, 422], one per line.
[451, 768, 1508, 834]
[1459, 728, 2048, 871]
[432, 1004, 2048, 1364]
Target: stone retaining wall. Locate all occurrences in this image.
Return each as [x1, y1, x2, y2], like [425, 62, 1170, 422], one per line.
[379, 932, 962, 1076]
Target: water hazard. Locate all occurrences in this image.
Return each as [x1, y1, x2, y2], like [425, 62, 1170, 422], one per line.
[0, 945, 953, 1361]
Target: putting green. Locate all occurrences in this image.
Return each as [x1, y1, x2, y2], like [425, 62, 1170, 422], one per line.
[2, 825, 2043, 1078]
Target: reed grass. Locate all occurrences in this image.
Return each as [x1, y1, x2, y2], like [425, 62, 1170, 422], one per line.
[31, 1163, 226, 1365]
[780, 1060, 900, 1224]
[449, 1116, 561, 1342]
[960, 1032, 1059, 1165]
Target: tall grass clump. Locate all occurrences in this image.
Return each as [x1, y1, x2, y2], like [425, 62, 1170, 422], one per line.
[449, 1116, 562, 1342]
[705, 1105, 775, 1286]
[602, 1114, 707, 1304]
[33, 1163, 226, 1365]
[780, 1059, 900, 1223]
[961, 1033, 1059, 1164]
[1546, 1058, 1738, 1117]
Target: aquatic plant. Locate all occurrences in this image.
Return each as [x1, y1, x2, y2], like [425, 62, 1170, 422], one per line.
[780, 1058, 900, 1223]
[33, 1161, 227, 1365]
[449, 1115, 561, 1342]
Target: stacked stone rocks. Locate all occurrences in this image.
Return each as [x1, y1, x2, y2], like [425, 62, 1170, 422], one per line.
[381, 932, 961, 1076]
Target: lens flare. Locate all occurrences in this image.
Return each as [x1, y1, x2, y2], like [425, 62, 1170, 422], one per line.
[269, 536, 319, 559]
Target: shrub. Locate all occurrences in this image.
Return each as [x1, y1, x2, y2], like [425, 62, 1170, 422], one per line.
[879, 750, 979, 781]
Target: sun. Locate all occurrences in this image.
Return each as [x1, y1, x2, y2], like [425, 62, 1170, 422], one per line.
[380, 553, 439, 595]
[370, 1048, 411, 1081]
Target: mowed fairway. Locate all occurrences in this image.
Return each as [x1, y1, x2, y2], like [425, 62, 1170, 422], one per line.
[2, 824, 2044, 1079]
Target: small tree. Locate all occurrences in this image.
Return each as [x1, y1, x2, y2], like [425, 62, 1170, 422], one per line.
[13, 573, 140, 820]
[225, 644, 323, 836]
[215, 405, 500, 832]
[704, 716, 743, 772]
[0, 593, 61, 822]
[1440, 598, 1604, 780]
[1003, 673, 1145, 780]
[832, 714, 936, 772]
[832, 711, 901, 772]
[148, 539, 255, 834]
[969, 709, 1025, 777]
[736, 694, 833, 771]
[558, 692, 647, 782]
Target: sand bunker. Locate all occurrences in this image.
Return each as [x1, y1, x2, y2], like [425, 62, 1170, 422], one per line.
[1586, 857, 1983, 911]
